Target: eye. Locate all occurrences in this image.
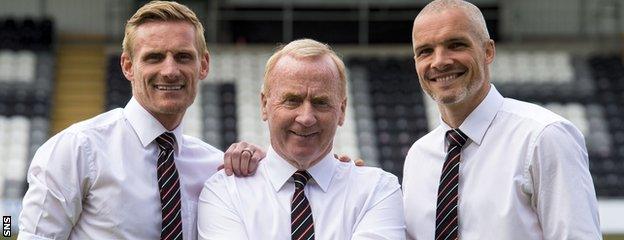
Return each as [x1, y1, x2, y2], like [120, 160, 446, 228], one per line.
[144, 53, 163, 63]
[176, 53, 194, 62]
[282, 96, 302, 107]
[416, 48, 432, 57]
[312, 99, 330, 108]
[449, 42, 467, 50]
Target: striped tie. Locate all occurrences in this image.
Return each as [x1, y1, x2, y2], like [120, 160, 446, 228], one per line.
[435, 129, 468, 240]
[291, 171, 315, 240]
[156, 132, 183, 240]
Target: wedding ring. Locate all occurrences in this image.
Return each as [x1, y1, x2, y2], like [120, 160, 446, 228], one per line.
[241, 148, 254, 156]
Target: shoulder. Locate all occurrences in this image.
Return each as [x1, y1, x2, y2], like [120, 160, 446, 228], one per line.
[40, 109, 125, 150]
[340, 163, 400, 191]
[54, 108, 125, 141]
[28, 110, 126, 181]
[335, 164, 402, 209]
[199, 169, 237, 208]
[500, 98, 570, 128]
[499, 98, 583, 141]
[182, 135, 224, 155]
[203, 169, 231, 190]
[203, 164, 267, 190]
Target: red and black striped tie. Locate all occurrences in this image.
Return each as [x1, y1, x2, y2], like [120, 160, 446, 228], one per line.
[156, 132, 183, 240]
[435, 129, 468, 240]
[291, 170, 314, 240]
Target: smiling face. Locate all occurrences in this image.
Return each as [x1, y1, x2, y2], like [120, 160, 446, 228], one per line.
[121, 21, 209, 130]
[261, 54, 346, 170]
[412, 8, 494, 108]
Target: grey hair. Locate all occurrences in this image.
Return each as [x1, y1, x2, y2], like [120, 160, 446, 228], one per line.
[415, 0, 490, 42]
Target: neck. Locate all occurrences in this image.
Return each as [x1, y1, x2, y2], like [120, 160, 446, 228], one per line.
[285, 156, 324, 170]
[439, 84, 490, 128]
[151, 112, 183, 131]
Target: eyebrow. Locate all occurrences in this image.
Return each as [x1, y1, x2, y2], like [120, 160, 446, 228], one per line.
[446, 37, 469, 43]
[311, 96, 330, 103]
[281, 93, 303, 100]
[280, 93, 331, 102]
[141, 52, 164, 60]
[414, 37, 470, 51]
[141, 48, 196, 57]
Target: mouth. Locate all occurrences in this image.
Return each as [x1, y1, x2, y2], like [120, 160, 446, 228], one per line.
[154, 84, 184, 91]
[290, 130, 318, 138]
[429, 72, 463, 83]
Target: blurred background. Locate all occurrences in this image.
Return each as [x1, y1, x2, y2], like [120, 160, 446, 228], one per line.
[0, 0, 623, 238]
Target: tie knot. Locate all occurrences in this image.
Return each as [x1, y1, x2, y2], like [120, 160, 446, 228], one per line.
[156, 132, 176, 151]
[293, 171, 311, 190]
[446, 129, 468, 148]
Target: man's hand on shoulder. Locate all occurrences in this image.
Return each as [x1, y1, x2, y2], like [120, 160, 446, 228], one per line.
[334, 153, 365, 166]
[220, 142, 266, 176]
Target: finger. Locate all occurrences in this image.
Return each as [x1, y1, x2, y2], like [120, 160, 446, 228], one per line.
[240, 149, 251, 176]
[223, 144, 236, 176]
[354, 158, 365, 166]
[247, 150, 264, 175]
[217, 164, 224, 171]
[251, 144, 266, 159]
[231, 143, 243, 176]
[338, 154, 351, 162]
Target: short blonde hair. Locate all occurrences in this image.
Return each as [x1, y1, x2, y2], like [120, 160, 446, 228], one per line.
[122, 1, 207, 57]
[263, 38, 347, 97]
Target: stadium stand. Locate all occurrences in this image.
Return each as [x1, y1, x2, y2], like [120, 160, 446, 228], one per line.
[0, 17, 55, 230]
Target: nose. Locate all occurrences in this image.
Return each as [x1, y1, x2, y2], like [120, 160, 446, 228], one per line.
[431, 48, 452, 71]
[295, 102, 317, 127]
[160, 54, 181, 80]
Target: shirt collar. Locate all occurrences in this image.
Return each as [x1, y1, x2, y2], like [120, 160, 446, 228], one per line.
[123, 97, 184, 154]
[439, 84, 503, 146]
[265, 146, 336, 193]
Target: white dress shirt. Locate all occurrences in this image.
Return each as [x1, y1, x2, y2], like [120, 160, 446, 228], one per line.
[403, 85, 601, 240]
[19, 98, 223, 240]
[198, 147, 406, 240]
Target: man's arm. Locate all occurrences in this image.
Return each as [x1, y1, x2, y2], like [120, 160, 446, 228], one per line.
[351, 173, 406, 240]
[197, 172, 248, 240]
[19, 132, 92, 240]
[531, 121, 601, 239]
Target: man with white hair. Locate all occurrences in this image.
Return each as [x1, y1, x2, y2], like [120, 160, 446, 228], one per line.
[198, 39, 405, 239]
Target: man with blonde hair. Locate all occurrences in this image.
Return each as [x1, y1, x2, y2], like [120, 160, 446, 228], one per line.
[197, 39, 405, 239]
[19, 1, 262, 239]
[403, 0, 600, 239]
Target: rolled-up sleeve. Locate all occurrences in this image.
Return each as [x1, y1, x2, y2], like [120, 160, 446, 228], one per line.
[19, 131, 94, 240]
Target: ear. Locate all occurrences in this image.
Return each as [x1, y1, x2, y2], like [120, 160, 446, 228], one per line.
[484, 39, 496, 65]
[260, 92, 268, 121]
[120, 52, 134, 82]
[338, 97, 346, 126]
[199, 51, 210, 80]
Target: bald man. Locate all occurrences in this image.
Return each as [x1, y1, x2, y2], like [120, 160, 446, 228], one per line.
[402, 0, 600, 239]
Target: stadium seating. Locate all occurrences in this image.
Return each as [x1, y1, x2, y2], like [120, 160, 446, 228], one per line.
[0, 18, 55, 220]
[588, 55, 624, 197]
[0, 18, 53, 51]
